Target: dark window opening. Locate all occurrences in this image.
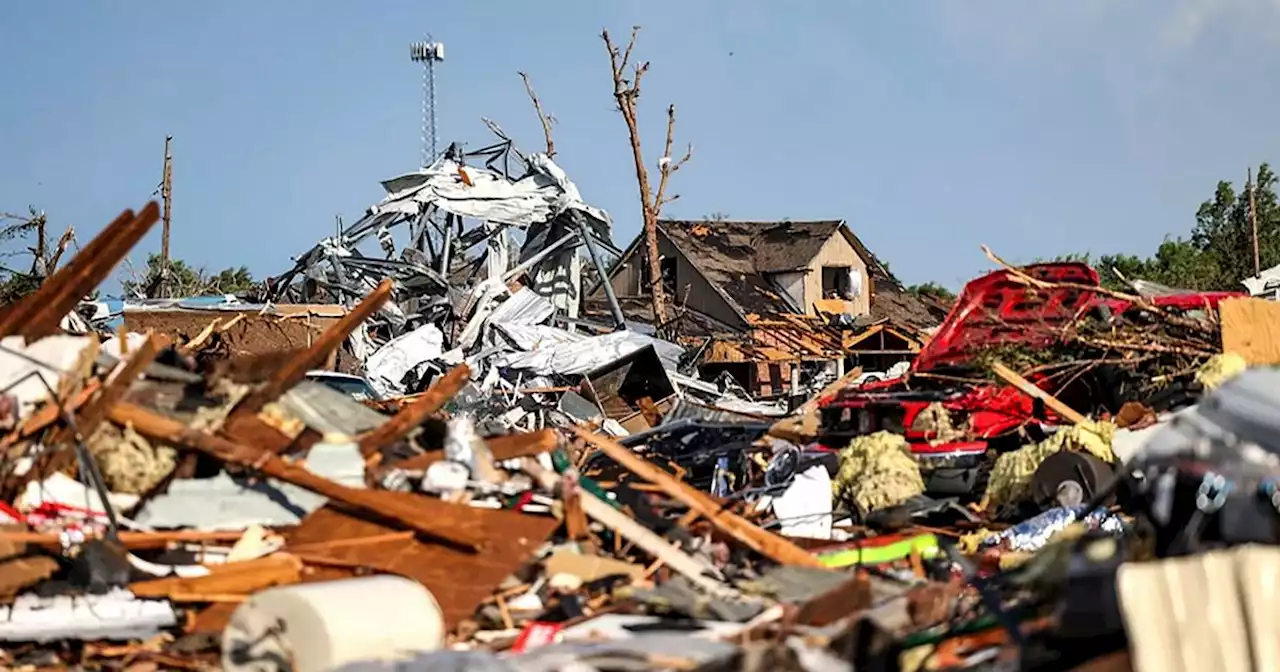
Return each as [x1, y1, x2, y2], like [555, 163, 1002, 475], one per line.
[822, 266, 853, 299]
[660, 257, 677, 294]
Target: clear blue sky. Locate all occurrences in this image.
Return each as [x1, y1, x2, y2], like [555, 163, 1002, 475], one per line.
[3, 1, 1279, 295]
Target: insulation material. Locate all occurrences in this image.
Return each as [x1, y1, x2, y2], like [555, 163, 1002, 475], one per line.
[832, 431, 925, 516]
[86, 423, 177, 496]
[1196, 351, 1248, 391]
[915, 402, 966, 445]
[984, 421, 1116, 511]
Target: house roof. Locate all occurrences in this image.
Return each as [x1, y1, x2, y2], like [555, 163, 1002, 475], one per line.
[659, 219, 847, 317]
[594, 218, 944, 331]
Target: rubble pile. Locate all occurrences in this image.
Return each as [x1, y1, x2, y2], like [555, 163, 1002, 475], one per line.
[6, 134, 1280, 671]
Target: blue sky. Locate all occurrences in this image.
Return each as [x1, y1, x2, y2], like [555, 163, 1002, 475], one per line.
[3, 1, 1280, 295]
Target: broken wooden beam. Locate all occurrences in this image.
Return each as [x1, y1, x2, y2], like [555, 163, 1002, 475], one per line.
[50, 333, 163, 446]
[129, 554, 303, 599]
[0, 203, 161, 339]
[224, 278, 393, 428]
[990, 361, 1087, 425]
[570, 426, 823, 568]
[0, 529, 248, 550]
[390, 429, 561, 471]
[358, 364, 471, 460]
[108, 401, 485, 551]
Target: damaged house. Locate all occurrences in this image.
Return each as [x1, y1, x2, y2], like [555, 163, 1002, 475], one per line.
[589, 219, 943, 398]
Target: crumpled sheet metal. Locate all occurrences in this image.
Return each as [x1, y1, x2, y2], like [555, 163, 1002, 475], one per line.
[364, 323, 445, 397]
[832, 431, 925, 516]
[375, 153, 609, 232]
[494, 328, 684, 376]
[980, 505, 1126, 553]
[984, 420, 1117, 510]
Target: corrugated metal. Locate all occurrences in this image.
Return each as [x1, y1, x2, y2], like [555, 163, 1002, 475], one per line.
[486, 287, 555, 326]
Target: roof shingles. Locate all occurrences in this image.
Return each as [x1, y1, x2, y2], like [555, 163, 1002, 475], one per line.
[657, 219, 940, 330]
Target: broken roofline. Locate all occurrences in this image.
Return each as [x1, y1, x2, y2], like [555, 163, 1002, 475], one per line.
[591, 219, 906, 323]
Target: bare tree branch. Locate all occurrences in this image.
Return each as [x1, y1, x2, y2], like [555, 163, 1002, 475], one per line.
[518, 71, 556, 157]
[600, 26, 693, 334]
[652, 104, 693, 214]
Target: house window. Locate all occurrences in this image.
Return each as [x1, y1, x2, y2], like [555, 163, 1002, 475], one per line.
[822, 266, 854, 300]
[660, 257, 677, 294]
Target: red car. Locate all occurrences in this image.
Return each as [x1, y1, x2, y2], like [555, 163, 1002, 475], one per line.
[818, 263, 1239, 495]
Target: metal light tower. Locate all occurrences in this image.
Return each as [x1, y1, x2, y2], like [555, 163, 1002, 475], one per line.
[410, 37, 445, 167]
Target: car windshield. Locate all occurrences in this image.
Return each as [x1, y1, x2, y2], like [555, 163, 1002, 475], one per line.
[313, 376, 376, 401]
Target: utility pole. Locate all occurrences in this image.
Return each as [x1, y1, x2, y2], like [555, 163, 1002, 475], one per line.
[160, 135, 174, 295]
[1250, 166, 1260, 276]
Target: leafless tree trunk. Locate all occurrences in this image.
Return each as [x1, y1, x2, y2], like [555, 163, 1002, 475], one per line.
[602, 26, 692, 328]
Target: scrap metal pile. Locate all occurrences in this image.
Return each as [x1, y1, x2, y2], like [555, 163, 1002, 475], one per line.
[6, 140, 1280, 671]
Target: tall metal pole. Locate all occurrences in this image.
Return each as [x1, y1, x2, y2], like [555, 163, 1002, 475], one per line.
[410, 39, 445, 167]
[160, 135, 173, 295]
[1251, 167, 1260, 276]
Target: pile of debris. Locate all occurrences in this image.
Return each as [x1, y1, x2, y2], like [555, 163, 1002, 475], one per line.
[8, 133, 1280, 671]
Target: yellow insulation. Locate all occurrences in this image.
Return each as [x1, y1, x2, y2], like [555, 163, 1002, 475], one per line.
[983, 420, 1116, 511]
[1195, 352, 1248, 391]
[832, 431, 925, 515]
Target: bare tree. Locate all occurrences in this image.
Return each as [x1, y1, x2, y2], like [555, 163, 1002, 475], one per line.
[602, 26, 692, 327]
[518, 72, 556, 157]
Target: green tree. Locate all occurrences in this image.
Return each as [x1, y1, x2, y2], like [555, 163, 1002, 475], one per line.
[1064, 164, 1280, 292]
[0, 207, 79, 304]
[123, 253, 258, 298]
[906, 281, 957, 304]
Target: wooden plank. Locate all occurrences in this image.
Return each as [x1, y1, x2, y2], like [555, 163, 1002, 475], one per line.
[50, 333, 163, 446]
[0, 208, 135, 336]
[129, 554, 303, 599]
[4, 203, 161, 339]
[225, 278, 393, 425]
[390, 429, 561, 471]
[358, 364, 470, 460]
[1220, 297, 1280, 365]
[1, 529, 247, 550]
[519, 457, 740, 599]
[569, 427, 824, 568]
[108, 401, 485, 551]
[990, 361, 1087, 425]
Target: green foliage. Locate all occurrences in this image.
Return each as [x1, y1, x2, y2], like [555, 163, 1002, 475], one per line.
[123, 253, 258, 298]
[906, 281, 957, 304]
[1062, 164, 1280, 291]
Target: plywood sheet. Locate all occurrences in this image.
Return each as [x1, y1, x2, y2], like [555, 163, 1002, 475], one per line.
[1220, 298, 1280, 365]
[286, 500, 557, 628]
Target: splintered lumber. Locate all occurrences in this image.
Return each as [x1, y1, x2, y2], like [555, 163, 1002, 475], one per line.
[108, 401, 485, 551]
[0, 203, 161, 339]
[129, 554, 304, 599]
[1, 380, 100, 448]
[50, 333, 163, 446]
[990, 361, 1087, 425]
[520, 457, 741, 599]
[227, 278, 393, 421]
[358, 364, 471, 459]
[392, 429, 561, 471]
[569, 427, 824, 568]
[1, 529, 247, 550]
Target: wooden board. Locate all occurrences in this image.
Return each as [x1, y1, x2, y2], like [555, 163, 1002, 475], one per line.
[1221, 297, 1280, 365]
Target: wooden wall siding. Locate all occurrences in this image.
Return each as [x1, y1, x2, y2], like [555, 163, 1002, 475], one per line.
[607, 234, 745, 327]
[802, 233, 870, 316]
